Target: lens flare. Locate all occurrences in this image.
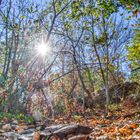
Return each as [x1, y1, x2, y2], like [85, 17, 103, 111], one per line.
[37, 41, 50, 56]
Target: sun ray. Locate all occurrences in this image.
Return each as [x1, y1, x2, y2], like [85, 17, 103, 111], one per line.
[37, 40, 50, 56]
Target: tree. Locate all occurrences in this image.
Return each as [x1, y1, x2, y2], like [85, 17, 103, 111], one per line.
[127, 18, 140, 83]
[0, 0, 137, 117]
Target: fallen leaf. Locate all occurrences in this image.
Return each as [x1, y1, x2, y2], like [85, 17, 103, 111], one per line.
[33, 131, 40, 140]
[119, 127, 133, 136]
[129, 123, 138, 129]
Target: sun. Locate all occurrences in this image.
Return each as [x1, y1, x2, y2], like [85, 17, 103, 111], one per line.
[37, 41, 50, 56]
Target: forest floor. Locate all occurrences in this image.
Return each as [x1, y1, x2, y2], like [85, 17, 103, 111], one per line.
[49, 104, 140, 140]
[0, 103, 140, 140]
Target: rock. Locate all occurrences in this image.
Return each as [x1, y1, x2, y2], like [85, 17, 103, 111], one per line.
[18, 135, 33, 140]
[96, 135, 110, 140]
[0, 132, 19, 140]
[0, 129, 5, 133]
[32, 110, 42, 121]
[51, 125, 92, 139]
[68, 135, 90, 140]
[49, 135, 60, 140]
[86, 82, 140, 109]
[131, 136, 140, 139]
[45, 124, 67, 132]
[12, 120, 18, 125]
[18, 135, 32, 140]
[19, 128, 35, 135]
[2, 124, 11, 132]
[7, 132, 19, 140]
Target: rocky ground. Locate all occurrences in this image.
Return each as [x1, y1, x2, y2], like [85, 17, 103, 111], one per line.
[0, 81, 140, 140]
[0, 104, 140, 140]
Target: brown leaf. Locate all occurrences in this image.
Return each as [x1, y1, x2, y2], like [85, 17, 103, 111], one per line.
[133, 9, 138, 17]
[33, 131, 40, 140]
[129, 123, 138, 129]
[119, 127, 133, 136]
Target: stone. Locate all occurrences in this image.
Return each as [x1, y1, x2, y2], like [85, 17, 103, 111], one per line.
[2, 124, 11, 132]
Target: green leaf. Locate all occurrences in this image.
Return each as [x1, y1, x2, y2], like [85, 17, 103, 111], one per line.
[21, 15, 26, 19]
[0, 75, 6, 84]
[2, 16, 7, 22]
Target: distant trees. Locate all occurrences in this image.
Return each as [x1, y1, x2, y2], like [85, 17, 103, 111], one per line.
[42, 0, 134, 114]
[127, 18, 140, 83]
[0, 0, 138, 116]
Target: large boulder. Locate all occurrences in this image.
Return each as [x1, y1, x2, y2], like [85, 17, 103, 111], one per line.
[84, 82, 139, 109]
